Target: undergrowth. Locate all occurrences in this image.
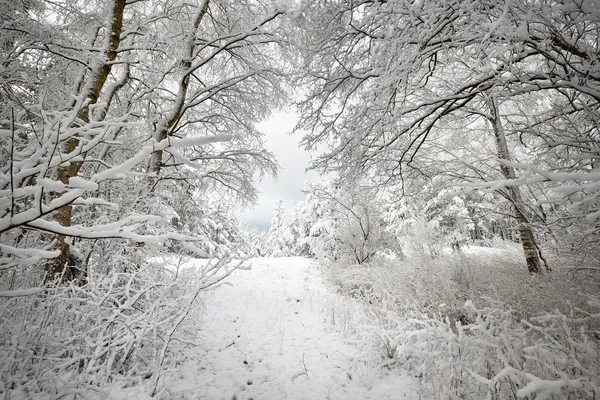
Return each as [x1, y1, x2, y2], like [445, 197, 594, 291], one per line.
[0, 255, 238, 399]
[325, 244, 600, 399]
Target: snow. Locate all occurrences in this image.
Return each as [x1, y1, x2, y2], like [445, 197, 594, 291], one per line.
[0, 288, 45, 297]
[92, 134, 231, 182]
[0, 243, 59, 259]
[37, 178, 67, 192]
[517, 375, 586, 399]
[68, 176, 99, 190]
[166, 257, 417, 399]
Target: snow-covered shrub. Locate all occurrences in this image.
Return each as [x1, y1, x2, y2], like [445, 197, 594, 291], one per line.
[325, 246, 600, 399]
[293, 180, 400, 264]
[333, 210, 393, 264]
[400, 212, 443, 259]
[0, 256, 239, 398]
[399, 299, 600, 400]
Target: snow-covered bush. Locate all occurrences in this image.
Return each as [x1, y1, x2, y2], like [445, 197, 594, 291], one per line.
[0, 256, 239, 397]
[325, 247, 600, 399]
[399, 299, 600, 400]
[291, 181, 400, 264]
[402, 212, 445, 259]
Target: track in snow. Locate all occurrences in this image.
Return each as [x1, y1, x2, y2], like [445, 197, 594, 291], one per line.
[172, 257, 416, 400]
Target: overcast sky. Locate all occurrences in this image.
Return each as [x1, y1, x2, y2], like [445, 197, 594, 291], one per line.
[237, 111, 323, 230]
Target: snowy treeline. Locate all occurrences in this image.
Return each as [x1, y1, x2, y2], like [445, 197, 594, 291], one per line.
[262, 180, 503, 261]
[294, 0, 600, 274]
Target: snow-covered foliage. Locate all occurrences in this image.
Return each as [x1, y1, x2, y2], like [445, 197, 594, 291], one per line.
[0, 0, 285, 395]
[386, 189, 475, 259]
[2, 0, 600, 397]
[263, 199, 293, 257]
[0, 256, 242, 397]
[236, 222, 266, 258]
[285, 181, 335, 257]
[423, 190, 473, 246]
[1, 0, 284, 281]
[293, 0, 600, 272]
[326, 247, 600, 399]
[158, 191, 246, 258]
[285, 180, 400, 264]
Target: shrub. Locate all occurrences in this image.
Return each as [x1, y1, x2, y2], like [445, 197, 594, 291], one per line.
[0, 256, 238, 398]
[324, 247, 600, 399]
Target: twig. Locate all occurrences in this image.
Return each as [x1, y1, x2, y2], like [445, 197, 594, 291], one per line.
[302, 352, 309, 378]
[10, 108, 15, 218]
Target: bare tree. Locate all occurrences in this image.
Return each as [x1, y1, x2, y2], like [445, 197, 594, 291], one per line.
[485, 96, 544, 273]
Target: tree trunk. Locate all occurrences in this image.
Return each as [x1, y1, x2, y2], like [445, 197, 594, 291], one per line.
[468, 207, 482, 242]
[45, 0, 127, 283]
[148, 0, 210, 178]
[485, 96, 544, 274]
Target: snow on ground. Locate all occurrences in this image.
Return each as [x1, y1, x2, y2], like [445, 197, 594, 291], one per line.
[167, 257, 417, 400]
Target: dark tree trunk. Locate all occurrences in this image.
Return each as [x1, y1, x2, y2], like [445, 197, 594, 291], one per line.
[45, 0, 127, 283]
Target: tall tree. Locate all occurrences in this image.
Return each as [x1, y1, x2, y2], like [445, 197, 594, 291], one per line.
[264, 199, 290, 257]
[44, 0, 127, 282]
[484, 96, 544, 273]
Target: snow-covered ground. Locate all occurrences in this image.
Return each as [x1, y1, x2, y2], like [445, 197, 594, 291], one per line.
[166, 257, 417, 400]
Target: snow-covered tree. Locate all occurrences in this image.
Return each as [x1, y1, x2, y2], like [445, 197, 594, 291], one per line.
[263, 199, 292, 257]
[1, 0, 286, 283]
[237, 222, 266, 258]
[291, 180, 398, 265]
[277, 181, 332, 257]
[0, 0, 287, 393]
[294, 0, 599, 273]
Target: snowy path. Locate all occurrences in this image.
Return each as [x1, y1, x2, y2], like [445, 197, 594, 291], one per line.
[172, 257, 416, 400]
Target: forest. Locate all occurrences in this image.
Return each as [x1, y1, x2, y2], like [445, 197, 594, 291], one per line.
[1, 0, 599, 398]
